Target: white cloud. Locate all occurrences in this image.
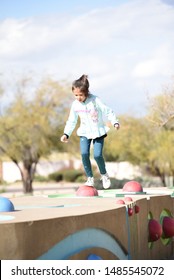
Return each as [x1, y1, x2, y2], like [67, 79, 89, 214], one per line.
[0, 0, 174, 115]
[132, 44, 173, 77]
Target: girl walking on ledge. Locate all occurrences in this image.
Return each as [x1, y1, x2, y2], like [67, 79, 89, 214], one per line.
[60, 74, 120, 189]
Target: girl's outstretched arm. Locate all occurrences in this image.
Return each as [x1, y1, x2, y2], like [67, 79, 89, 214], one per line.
[60, 134, 69, 143]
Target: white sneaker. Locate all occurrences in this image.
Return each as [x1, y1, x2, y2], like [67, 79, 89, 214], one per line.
[84, 177, 94, 187]
[101, 173, 111, 189]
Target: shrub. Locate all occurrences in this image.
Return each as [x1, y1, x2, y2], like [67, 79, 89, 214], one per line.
[95, 177, 144, 190]
[0, 187, 6, 193]
[95, 178, 132, 190]
[34, 175, 50, 182]
[48, 169, 84, 182]
[62, 169, 84, 182]
[48, 171, 63, 182]
[74, 174, 86, 183]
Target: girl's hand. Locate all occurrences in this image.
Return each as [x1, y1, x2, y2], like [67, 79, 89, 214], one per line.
[60, 135, 69, 143]
[114, 123, 120, 130]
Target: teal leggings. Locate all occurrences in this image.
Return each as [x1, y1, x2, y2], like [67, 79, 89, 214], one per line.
[80, 136, 107, 177]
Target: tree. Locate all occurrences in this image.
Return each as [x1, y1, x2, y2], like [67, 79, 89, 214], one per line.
[104, 78, 174, 187]
[104, 115, 173, 187]
[0, 76, 72, 193]
[147, 130, 174, 187]
[147, 79, 174, 129]
[104, 115, 152, 164]
[146, 79, 174, 186]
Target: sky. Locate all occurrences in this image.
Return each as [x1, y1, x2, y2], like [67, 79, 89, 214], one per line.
[0, 0, 174, 116]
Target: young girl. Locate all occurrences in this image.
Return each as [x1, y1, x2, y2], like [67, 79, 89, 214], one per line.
[60, 75, 120, 189]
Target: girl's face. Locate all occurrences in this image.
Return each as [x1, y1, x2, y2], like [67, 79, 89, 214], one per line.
[73, 87, 86, 102]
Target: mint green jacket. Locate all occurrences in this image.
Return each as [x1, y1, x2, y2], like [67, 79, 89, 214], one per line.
[64, 94, 119, 139]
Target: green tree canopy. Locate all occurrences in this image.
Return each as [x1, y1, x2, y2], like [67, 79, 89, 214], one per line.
[104, 115, 152, 165]
[146, 79, 174, 186]
[147, 79, 174, 130]
[0, 76, 72, 192]
[105, 113, 174, 187]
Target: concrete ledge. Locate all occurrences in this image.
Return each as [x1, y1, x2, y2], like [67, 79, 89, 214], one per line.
[0, 187, 174, 260]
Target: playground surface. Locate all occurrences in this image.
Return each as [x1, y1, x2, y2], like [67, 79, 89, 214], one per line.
[1, 181, 174, 198]
[0, 182, 174, 260]
[1, 182, 173, 224]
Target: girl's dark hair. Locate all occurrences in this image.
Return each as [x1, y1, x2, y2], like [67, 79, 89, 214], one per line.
[72, 74, 89, 97]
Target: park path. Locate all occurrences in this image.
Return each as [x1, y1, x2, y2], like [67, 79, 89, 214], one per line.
[0, 181, 79, 198]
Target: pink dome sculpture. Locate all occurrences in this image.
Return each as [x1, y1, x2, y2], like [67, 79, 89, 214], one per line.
[76, 185, 98, 197]
[116, 199, 125, 204]
[123, 181, 143, 192]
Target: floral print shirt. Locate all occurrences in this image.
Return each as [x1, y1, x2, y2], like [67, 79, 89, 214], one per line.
[64, 94, 119, 139]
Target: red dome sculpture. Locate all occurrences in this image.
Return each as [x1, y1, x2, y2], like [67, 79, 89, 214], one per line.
[123, 181, 143, 192]
[76, 185, 98, 197]
[116, 199, 125, 204]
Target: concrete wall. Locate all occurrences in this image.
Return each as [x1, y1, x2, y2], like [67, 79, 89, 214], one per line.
[0, 193, 173, 260]
[1, 160, 142, 183]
